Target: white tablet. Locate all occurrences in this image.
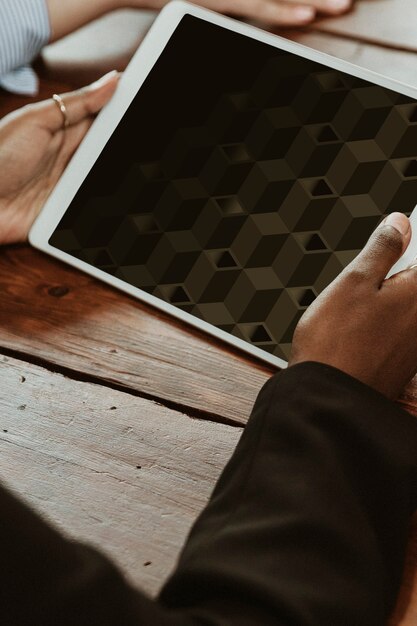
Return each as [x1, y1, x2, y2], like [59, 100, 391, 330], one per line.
[30, 0, 417, 369]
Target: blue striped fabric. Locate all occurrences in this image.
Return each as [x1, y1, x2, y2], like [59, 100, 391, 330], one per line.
[0, 0, 50, 95]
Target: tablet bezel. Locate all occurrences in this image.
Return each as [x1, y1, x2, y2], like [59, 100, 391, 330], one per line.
[29, 0, 417, 370]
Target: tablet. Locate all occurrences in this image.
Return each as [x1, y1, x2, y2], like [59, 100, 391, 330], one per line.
[30, 0, 417, 369]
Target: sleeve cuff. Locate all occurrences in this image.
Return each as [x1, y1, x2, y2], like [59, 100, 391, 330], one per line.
[279, 361, 417, 511]
[0, 0, 51, 95]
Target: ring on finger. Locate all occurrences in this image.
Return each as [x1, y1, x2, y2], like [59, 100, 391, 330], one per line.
[52, 93, 70, 130]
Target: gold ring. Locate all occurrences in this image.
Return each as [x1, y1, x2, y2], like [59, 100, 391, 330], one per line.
[52, 93, 69, 129]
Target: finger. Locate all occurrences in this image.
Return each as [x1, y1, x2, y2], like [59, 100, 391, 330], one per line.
[198, 0, 316, 24]
[283, 0, 352, 16]
[347, 212, 411, 286]
[44, 118, 93, 189]
[59, 118, 93, 168]
[31, 70, 120, 134]
[257, 1, 316, 23]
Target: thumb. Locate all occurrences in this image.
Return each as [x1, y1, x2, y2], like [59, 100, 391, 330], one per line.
[348, 212, 411, 285]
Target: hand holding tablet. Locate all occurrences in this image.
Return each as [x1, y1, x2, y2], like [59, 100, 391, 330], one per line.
[0, 72, 119, 246]
[30, 1, 417, 368]
[290, 211, 417, 398]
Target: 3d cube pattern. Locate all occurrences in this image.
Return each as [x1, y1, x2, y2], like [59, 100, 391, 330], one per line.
[50, 55, 417, 361]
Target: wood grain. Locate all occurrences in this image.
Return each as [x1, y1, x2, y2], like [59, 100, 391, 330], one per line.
[0, 353, 241, 595]
[0, 246, 273, 425]
[1, 355, 417, 623]
[312, 0, 417, 53]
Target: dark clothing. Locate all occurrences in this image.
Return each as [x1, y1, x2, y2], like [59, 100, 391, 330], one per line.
[2, 362, 417, 625]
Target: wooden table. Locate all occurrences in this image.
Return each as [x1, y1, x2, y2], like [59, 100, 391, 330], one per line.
[1, 2, 417, 623]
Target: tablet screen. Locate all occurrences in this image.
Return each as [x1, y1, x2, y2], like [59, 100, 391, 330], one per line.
[49, 15, 417, 361]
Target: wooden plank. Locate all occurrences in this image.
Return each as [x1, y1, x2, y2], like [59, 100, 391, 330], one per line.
[1, 354, 417, 624]
[310, 0, 417, 53]
[1, 243, 417, 421]
[0, 246, 273, 424]
[0, 353, 241, 595]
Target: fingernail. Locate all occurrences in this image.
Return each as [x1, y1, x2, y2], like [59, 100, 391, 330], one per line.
[327, 0, 350, 10]
[294, 6, 315, 21]
[90, 70, 118, 90]
[384, 212, 410, 236]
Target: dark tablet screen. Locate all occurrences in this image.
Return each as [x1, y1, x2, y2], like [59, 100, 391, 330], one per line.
[49, 14, 417, 361]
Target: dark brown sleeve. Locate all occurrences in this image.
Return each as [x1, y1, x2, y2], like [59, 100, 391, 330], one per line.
[2, 362, 417, 625]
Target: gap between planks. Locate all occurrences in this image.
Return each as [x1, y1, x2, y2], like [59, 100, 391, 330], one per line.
[0, 246, 273, 425]
[0, 345, 241, 429]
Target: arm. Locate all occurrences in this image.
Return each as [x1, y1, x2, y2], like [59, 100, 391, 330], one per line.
[45, 0, 354, 42]
[1, 0, 354, 67]
[160, 362, 417, 625]
[0, 0, 352, 94]
[46, 0, 118, 41]
[2, 362, 417, 625]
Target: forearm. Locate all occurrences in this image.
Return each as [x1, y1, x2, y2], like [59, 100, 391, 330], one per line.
[46, 0, 120, 41]
[160, 363, 417, 625]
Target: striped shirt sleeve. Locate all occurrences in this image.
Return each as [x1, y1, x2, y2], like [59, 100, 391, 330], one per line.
[0, 0, 50, 96]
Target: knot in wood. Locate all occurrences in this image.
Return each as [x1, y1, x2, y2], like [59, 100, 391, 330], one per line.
[48, 286, 70, 298]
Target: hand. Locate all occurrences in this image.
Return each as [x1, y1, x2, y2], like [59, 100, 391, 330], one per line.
[46, 0, 353, 41]
[145, 0, 353, 26]
[0, 71, 119, 246]
[289, 213, 417, 399]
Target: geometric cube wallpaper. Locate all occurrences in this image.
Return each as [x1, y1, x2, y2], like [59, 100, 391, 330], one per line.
[50, 15, 417, 360]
